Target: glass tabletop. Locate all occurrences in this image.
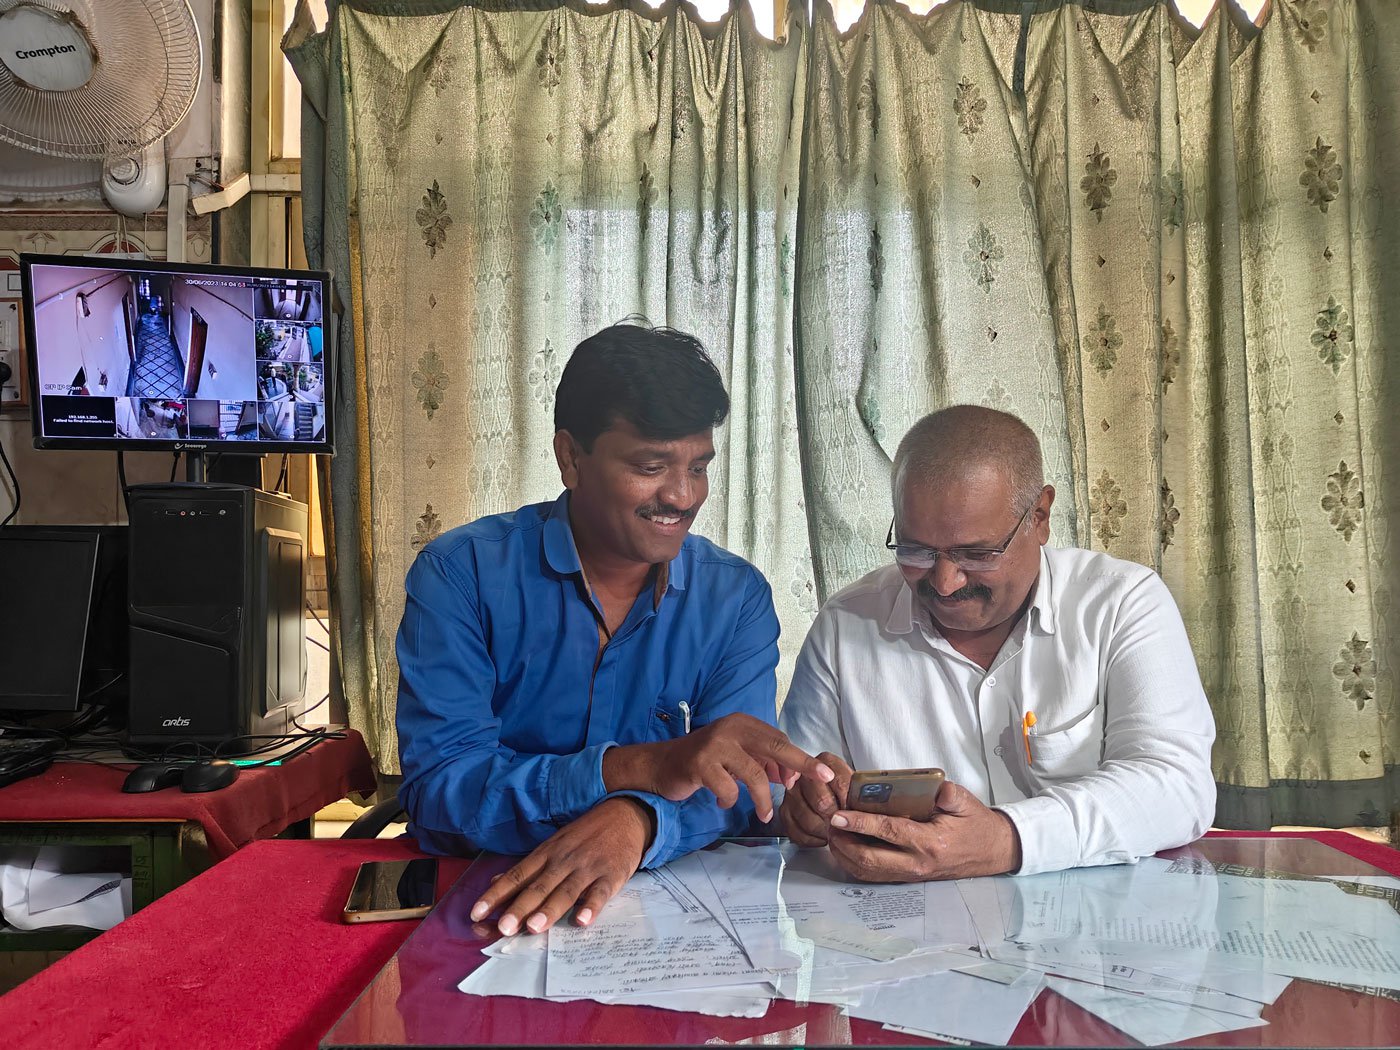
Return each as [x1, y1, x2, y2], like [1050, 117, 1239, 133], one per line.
[321, 835, 1400, 1048]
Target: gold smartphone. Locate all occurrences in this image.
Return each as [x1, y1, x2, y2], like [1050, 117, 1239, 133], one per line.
[341, 859, 440, 923]
[847, 767, 946, 822]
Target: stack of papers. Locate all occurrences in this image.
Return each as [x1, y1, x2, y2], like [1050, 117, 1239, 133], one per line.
[0, 846, 133, 931]
[458, 843, 1400, 1046]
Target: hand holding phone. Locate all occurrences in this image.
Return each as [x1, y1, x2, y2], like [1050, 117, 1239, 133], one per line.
[847, 767, 946, 822]
[341, 858, 440, 923]
[779, 750, 854, 848]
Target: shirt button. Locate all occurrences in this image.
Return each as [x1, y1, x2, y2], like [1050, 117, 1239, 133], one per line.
[986, 676, 997, 687]
[993, 744, 1005, 757]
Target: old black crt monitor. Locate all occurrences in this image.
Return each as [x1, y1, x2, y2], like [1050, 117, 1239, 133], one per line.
[20, 253, 334, 463]
[0, 526, 129, 713]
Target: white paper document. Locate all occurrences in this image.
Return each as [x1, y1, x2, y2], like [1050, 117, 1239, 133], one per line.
[699, 843, 929, 968]
[545, 912, 770, 998]
[847, 967, 1043, 1046]
[769, 946, 963, 1003]
[0, 847, 132, 932]
[456, 835, 1399, 1041]
[1045, 977, 1269, 1046]
[460, 952, 772, 1017]
[1001, 858, 1400, 990]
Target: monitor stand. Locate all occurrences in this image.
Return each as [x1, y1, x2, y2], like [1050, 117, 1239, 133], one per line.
[182, 450, 265, 489]
[185, 449, 208, 484]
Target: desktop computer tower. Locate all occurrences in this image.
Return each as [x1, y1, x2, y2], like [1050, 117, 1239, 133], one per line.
[126, 484, 309, 744]
[0, 525, 129, 713]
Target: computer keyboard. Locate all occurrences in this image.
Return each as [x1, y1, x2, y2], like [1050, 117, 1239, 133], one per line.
[0, 736, 62, 788]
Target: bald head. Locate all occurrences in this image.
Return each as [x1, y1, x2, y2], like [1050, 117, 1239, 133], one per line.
[892, 406, 1044, 515]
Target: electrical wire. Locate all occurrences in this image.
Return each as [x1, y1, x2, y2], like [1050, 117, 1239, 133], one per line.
[213, 724, 343, 763]
[2, 702, 110, 741]
[169, 451, 181, 483]
[78, 672, 126, 703]
[0, 434, 20, 525]
[6, 681, 340, 770]
[27, 722, 344, 770]
[275, 453, 290, 494]
[305, 599, 331, 636]
[116, 451, 130, 516]
[292, 692, 332, 732]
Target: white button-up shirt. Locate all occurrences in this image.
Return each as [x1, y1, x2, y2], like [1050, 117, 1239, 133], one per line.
[779, 546, 1216, 876]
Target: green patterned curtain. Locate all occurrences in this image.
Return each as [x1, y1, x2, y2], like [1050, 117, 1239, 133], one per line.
[289, 0, 1399, 830]
[796, 2, 1080, 596]
[286, 0, 813, 774]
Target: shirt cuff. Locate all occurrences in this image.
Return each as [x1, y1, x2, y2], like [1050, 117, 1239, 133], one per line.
[996, 795, 1079, 877]
[545, 742, 612, 826]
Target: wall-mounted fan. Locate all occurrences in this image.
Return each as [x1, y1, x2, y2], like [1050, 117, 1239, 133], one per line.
[0, 0, 202, 216]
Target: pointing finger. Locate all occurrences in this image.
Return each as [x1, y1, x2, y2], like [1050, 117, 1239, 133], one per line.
[742, 727, 833, 784]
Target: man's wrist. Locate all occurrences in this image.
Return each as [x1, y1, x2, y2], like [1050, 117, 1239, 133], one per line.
[603, 794, 656, 861]
[601, 741, 661, 794]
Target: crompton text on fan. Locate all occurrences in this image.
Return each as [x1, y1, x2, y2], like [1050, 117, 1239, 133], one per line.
[0, 0, 202, 215]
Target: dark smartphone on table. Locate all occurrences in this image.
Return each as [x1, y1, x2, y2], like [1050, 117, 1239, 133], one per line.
[341, 858, 440, 923]
[847, 767, 946, 822]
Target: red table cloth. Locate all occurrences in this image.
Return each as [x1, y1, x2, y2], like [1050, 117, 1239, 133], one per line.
[0, 730, 377, 859]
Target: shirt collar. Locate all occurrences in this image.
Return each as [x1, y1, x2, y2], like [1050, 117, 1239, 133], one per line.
[1027, 546, 1056, 636]
[883, 546, 1057, 637]
[886, 575, 917, 635]
[542, 491, 582, 576]
[542, 491, 687, 609]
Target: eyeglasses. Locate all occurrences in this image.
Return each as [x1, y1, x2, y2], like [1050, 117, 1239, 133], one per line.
[885, 499, 1037, 573]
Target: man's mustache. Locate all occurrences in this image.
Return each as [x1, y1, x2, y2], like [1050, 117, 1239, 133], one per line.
[919, 579, 992, 603]
[636, 503, 697, 521]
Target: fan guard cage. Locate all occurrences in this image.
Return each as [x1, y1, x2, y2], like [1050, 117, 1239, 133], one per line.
[0, 0, 201, 160]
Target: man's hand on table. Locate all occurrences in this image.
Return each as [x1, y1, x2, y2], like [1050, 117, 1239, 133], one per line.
[470, 796, 652, 936]
[825, 779, 1023, 881]
[778, 751, 854, 847]
[602, 712, 835, 824]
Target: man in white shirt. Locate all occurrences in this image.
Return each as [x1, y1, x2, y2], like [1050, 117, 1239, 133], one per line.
[778, 406, 1216, 879]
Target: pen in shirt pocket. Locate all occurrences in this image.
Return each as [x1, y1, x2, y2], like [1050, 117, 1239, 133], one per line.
[678, 700, 692, 734]
[1021, 711, 1037, 764]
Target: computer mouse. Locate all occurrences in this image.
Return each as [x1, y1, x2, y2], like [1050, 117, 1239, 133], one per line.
[181, 759, 241, 793]
[122, 762, 187, 793]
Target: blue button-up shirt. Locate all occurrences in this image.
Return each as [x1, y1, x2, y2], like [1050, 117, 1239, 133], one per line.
[395, 491, 780, 868]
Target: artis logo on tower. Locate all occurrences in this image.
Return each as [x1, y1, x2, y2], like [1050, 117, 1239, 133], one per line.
[161, 718, 191, 728]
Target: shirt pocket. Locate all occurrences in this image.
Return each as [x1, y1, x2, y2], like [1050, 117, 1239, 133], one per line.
[649, 699, 690, 742]
[1029, 701, 1102, 784]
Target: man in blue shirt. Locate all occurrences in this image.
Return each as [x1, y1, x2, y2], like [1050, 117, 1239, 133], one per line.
[396, 322, 833, 937]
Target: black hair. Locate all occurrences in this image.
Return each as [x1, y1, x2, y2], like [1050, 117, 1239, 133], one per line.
[554, 319, 729, 450]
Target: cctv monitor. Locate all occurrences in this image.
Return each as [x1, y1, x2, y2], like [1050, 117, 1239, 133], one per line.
[20, 254, 334, 455]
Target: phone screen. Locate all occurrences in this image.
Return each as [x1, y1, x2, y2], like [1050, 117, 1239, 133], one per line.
[343, 859, 440, 919]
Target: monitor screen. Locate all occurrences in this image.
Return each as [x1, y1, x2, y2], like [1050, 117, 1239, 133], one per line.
[0, 531, 98, 712]
[20, 254, 334, 454]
